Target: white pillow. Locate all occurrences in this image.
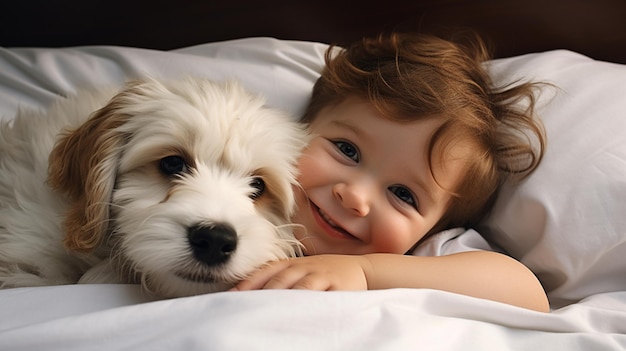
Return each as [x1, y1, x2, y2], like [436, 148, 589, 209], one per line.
[2, 39, 624, 308]
[0, 38, 327, 120]
[481, 51, 626, 307]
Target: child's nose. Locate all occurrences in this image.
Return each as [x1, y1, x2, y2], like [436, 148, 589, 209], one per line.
[332, 183, 370, 217]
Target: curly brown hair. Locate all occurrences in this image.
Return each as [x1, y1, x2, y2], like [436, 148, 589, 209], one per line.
[301, 32, 546, 242]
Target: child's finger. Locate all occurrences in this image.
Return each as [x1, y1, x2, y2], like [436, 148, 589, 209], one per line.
[229, 260, 289, 291]
[290, 273, 332, 291]
[259, 264, 314, 290]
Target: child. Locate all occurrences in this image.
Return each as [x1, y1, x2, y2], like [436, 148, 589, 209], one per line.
[233, 32, 550, 312]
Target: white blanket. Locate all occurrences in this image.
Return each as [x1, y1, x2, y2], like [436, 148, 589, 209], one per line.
[1, 285, 625, 350]
[1, 38, 625, 350]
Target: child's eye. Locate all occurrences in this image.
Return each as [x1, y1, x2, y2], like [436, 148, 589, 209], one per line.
[388, 185, 418, 209]
[333, 140, 360, 162]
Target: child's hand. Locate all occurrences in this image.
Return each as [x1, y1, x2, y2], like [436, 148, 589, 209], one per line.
[231, 254, 371, 291]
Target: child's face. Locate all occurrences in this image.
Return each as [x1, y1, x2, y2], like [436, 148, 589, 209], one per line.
[292, 97, 466, 255]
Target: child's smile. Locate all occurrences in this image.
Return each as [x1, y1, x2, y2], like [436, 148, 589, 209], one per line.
[310, 199, 360, 241]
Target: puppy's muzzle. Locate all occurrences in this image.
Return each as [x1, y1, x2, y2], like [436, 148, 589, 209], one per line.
[187, 223, 237, 266]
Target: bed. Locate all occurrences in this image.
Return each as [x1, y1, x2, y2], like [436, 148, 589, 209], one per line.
[1, 1, 625, 350]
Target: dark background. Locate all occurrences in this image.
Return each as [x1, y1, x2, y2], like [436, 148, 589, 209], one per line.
[2, 0, 625, 64]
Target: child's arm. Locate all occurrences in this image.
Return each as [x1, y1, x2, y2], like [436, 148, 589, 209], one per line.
[231, 252, 550, 312]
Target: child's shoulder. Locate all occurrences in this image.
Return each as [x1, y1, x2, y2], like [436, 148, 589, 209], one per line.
[410, 228, 496, 257]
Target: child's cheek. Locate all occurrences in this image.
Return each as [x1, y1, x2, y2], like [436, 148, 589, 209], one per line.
[372, 221, 426, 255]
[296, 138, 333, 187]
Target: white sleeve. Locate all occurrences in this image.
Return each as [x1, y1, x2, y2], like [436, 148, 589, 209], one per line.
[410, 228, 497, 257]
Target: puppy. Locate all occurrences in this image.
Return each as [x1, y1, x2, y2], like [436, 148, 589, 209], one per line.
[0, 77, 308, 298]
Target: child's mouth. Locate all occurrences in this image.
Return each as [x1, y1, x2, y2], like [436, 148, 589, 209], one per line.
[313, 202, 359, 240]
[318, 208, 339, 227]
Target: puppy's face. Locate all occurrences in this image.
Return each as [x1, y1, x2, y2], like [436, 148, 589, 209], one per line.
[49, 78, 308, 297]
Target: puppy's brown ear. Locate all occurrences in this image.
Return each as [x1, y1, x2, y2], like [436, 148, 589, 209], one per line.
[48, 91, 131, 253]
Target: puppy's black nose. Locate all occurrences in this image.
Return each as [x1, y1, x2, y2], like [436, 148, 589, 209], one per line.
[187, 223, 237, 266]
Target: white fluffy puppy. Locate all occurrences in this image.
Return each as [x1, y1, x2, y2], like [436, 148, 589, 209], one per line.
[0, 77, 308, 298]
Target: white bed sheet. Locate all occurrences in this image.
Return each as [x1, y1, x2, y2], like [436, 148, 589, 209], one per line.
[1, 285, 625, 350]
[1, 38, 625, 350]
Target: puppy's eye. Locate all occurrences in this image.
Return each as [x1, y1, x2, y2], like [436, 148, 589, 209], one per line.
[159, 156, 188, 176]
[249, 177, 265, 199]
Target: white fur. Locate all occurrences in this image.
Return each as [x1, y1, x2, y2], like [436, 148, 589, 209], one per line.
[0, 77, 308, 298]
